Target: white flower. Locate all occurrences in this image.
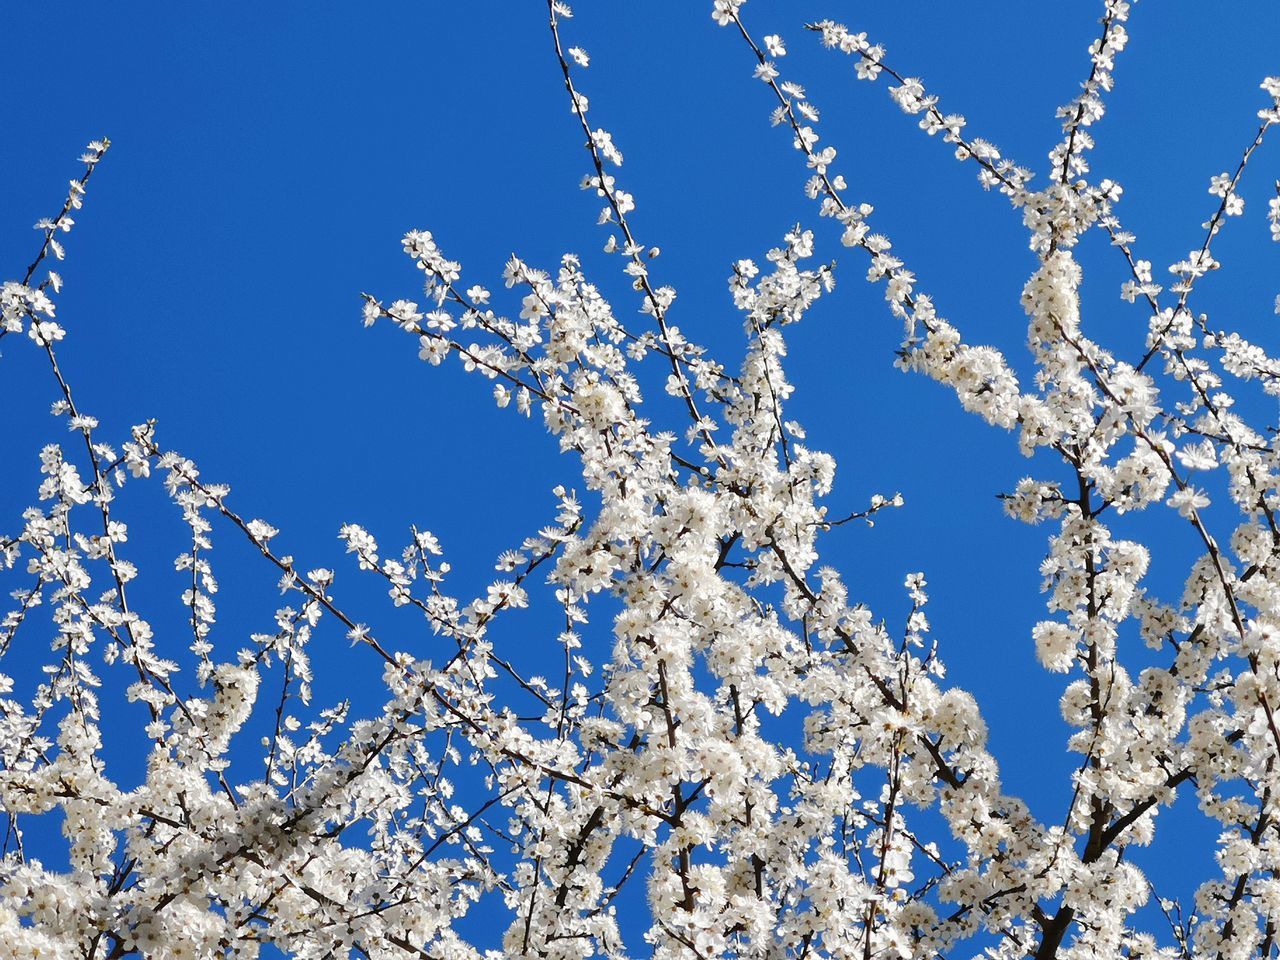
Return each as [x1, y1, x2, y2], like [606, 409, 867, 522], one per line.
[1167, 486, 1210, 518]
[1033, 621, 1078, 673]
[246, 519, 279, 543]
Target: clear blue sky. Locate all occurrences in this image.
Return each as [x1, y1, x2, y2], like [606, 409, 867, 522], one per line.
[2, 0, 1278, 945]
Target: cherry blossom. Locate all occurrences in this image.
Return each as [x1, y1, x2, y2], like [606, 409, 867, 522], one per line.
[3, 5, 1280, 960]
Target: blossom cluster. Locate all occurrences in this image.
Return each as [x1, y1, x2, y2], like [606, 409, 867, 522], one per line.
[3, 4, 1280, 960]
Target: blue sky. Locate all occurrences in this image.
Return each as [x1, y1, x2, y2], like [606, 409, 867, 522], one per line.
[2, 0, 1279, 945]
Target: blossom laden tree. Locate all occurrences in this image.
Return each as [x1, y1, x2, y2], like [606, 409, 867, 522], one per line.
[3, 2, 1280, 958]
